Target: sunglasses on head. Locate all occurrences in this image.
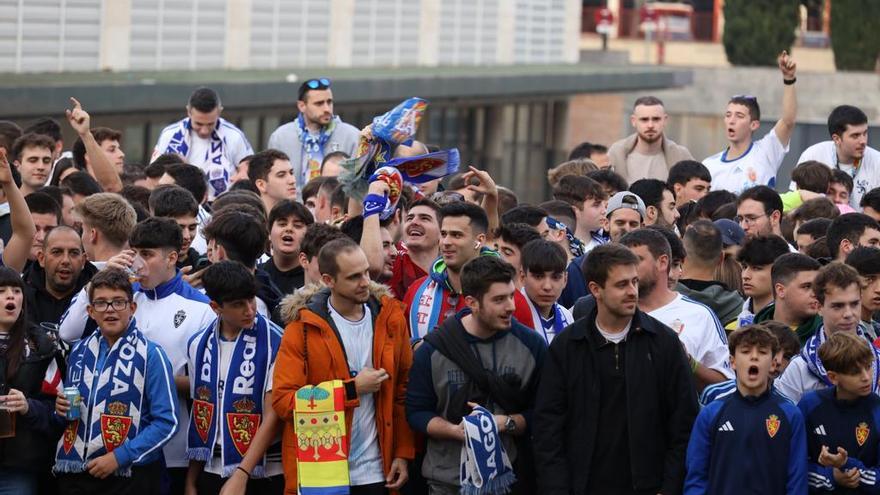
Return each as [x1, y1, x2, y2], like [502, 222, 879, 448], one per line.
[731, 94, 757, 102]
[305, 78, 331, 90]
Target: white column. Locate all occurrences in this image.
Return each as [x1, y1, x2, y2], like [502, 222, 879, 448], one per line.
[418, 0, 440, 66]
[495, 0, 515, 64]
[99, 0, 132, 71]
[327, 0, 355, 67]
[224, 0, 252, 69]
[562, 0, 582, 63]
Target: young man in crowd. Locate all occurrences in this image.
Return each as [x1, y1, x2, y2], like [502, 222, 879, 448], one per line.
[519, 239, 573, 344]
[297, 222, 349, 288]
[247, 149, 298, 213]
[861, 189, 880, 223]
[828, 169, 854, 208]
[157, 162, 211, 254]
[24, 191, 61, 263]
[53, 268, 178, 494]
[387, 197, 441, 300]
[184, 261, 284, 493]
[274, 239, 414, 495]
[606, 191, 645, 243]
[735, 185, 789, 242]
[795, 217, 832, 254]
[621, 228, 732, 388]
[685, 325, 807, 494]
[703, 51, 797, 194]
[24, 225, 96, 325]
[845, 246, 880, 342]
[798, 332, 880, 492]
[267, 78, 360, 189]
[736, 235, 793, 327]
[72, 127, 126, 174]
[496, 223, 542, 289]
[797, 105, 880, 208]
[404, 202, 532, 342]
[12, 133, 54, 196]
[407, 256, 545, 494]
[148, 184, 202, 272]
[152, 87, 253, 200]
[551, 174, 608, 249]
[534, 244, 697, 494]
[667, 160, 712, 207]
[629, 179, 680, 230]
[677, 220, 744, 327]
[606, 96, 693, 182]
[754, 252, 822, 345]
[826, 213, 880, 262]
[259, 199, 314, 295]
[776, 262, 880, 403]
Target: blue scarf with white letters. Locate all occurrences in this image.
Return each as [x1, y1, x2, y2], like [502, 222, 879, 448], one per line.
[460, 405, 515, 495]
[186, 314, 281, 478]
[54, 318, 148, 477]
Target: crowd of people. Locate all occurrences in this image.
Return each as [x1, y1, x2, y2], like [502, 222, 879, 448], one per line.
[2, 50, 880, 495]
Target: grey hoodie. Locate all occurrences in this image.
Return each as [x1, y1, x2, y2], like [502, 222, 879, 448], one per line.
[675, 280, 743, 328]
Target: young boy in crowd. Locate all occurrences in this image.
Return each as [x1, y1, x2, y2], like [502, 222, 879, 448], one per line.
[685, 324, 807, 494]
[184, 261, 284, 494]
[496, 223, 541, 289]
[148, 184, 202, 272]
[259, 200, 314, 295]
[519, 239, 573, 343]
[798, 332, 880, 493]
[845, 246, 880, 342]
[53, 268, 178, 494]
[736, 235, 793, 327]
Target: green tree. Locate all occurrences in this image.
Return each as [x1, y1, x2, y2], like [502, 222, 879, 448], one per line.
[830, 0, 880, 71]
[723, 0, 799, 66]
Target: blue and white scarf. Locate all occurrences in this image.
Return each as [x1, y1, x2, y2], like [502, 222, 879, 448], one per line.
[545, 216, 585, 258]
[521, 292, 573, 344]
[186, 314, 281, 478]
[460, 406, 515, 495]
[165, 118, 229, 198]
[55, 319, 148, 477]
[802, 325, 880, 390]
[296, 113, 338, 183]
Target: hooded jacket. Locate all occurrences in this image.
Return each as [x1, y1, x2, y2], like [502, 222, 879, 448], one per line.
[607, 133, 694, 183]
[754, 302, 823, 346]
[675, 280, 743, 328]
[272, 282, 415, 495]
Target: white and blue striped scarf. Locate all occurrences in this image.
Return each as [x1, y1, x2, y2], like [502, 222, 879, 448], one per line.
[461, 406, 515, 495]
[186, 314, 281, 478]
[54, 319, 148, 477]
[165, 118, 229, 198]
[803, 324, 880, 391]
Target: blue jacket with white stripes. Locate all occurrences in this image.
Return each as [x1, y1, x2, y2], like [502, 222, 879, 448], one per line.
[685, 387, 807, 495]
[798, 387, 880, 493]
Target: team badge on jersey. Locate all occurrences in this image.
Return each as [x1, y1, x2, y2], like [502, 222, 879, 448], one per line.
[857, 422, 870, 446]
[766, 414, 780, 438]
[670, 319, 684, 334]
[174, 310, 187, 328]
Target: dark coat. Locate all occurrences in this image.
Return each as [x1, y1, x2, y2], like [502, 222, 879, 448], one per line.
[532, 303, 699, 495]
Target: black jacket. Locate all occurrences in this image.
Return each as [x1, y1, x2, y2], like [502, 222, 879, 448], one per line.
[0, 324, 64, 473]
[532, 302, 698, 495]
[23, 261, 97, 326]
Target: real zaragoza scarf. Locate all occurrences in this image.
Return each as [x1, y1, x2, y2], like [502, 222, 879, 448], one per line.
[55, 319, 148, 477]
[521, 291, 573, 344]
[164, 118, 230, 198]
[296, 113, 339, 182]
[186, 314, 281, 478]
[461, 405, 515, 495]
[409, 248, 500, 341]
[802, 324, 880, 390]
[294, 379, 350, 495]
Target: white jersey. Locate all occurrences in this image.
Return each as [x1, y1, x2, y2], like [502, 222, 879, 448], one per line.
[775, 354, 824, 404]
[152, 118, 254, 200]
[703, 128, 788, 194]
[59, 273, 216, 468]
[648, 293, 734, 378]
[795, 140, 880, 209]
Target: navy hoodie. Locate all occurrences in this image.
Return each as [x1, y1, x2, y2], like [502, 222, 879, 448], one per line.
[685, 387, 807, 494]
[798, 387, 880, 493]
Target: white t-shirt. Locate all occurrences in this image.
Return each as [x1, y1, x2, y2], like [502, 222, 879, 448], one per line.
[204, 338, 282, 476]
[596, 320, 631, 344]
[329, 304, 384, 486]
[648, 294, 734, 378]
[703, 128, 788, 194]
[795, 140, 880, 209]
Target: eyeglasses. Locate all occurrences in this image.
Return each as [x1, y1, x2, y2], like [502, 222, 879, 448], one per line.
[91, 299, 131, 312]
[734, 213, 767, 226]
[305, 78, 331, 90]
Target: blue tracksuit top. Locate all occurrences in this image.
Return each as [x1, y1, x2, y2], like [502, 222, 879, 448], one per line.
[685, 387, 808, 495]
[798, 387, 880, 493]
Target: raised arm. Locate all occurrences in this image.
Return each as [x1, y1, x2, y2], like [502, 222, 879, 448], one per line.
[0, 149, 35, 273]
[66, 97, 123, 193]
[773, 51, 798, 148]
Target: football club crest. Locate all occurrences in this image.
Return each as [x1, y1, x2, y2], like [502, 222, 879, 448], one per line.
[193, 386, 214, 443]
[226, 397, 260, 456]
[671, 319, 685, 334]
[62, 419, 78, 454]
[766, 414, 780, 438]
[857, 422, 870, 447]
[174, 310, 187, 328]
[100, 401, 133, 452]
